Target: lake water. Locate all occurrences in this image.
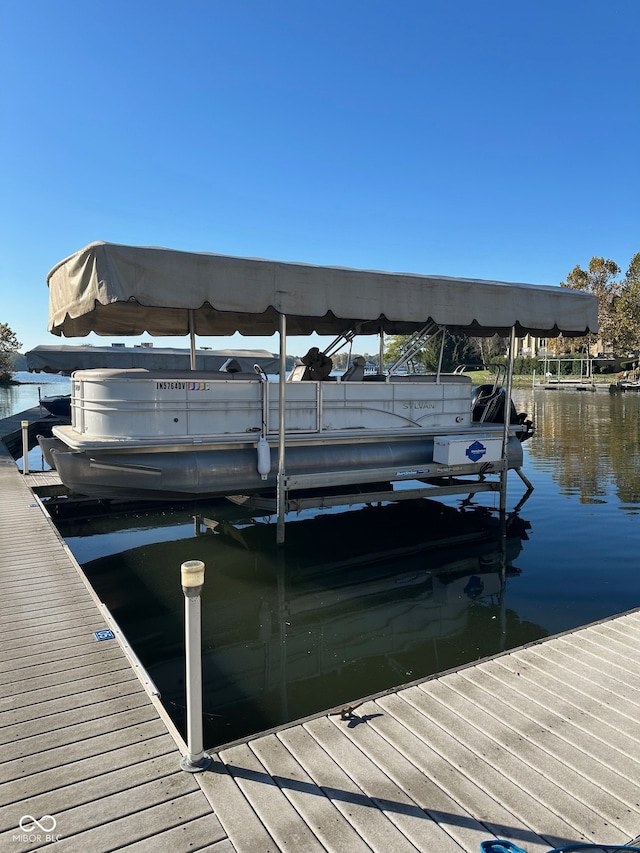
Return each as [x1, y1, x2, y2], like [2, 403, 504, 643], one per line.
[0, 372, 71, 420]
[4, 378, 640, 749]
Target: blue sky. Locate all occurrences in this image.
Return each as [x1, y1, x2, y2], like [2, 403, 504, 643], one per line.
[1, 0, 638, 357]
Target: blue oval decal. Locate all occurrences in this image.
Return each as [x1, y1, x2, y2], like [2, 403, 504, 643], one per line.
[465, 440, 487, 462]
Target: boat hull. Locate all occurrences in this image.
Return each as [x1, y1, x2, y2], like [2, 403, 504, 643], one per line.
[38, 368, 527, 502]
[40, 394, 72, 418]
[40, 433, 523, 501]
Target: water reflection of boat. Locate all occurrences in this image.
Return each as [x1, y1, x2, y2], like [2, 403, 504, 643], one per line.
[78, 499, 536, 747]
[214, 498, 525, 574]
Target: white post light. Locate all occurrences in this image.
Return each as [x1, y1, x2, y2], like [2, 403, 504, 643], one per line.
[179, 560, 212, 773]
[21, 421, 29, 475]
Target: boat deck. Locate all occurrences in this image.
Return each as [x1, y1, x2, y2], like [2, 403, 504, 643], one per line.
[1, 408, 640, 851]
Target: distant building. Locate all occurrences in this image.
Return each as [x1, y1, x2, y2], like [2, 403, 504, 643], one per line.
[513, 334, 548, 357]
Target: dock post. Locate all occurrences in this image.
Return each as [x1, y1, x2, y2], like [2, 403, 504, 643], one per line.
[179, 560, 212, 773]
[276, 313, 287, 545]
[500, 326, 516, 515]
[21, 420, 29, 475]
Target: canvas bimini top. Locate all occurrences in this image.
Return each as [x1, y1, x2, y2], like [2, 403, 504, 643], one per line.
[26, 344, 280, 375]
[47, 241, 599, 339]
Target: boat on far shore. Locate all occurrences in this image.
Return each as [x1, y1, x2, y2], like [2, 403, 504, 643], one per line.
[39, 393, 72, 418]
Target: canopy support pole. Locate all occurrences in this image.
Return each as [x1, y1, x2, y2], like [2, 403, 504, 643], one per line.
[500, 325, 516, 514]
[436, 328, 446, 381]
[379, 329, 384, 373]
[188, 310, 197, 370]
[276, 313, 287, 545]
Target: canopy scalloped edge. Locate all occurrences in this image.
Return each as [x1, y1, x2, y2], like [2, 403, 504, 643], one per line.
[47, 241, 599, 339]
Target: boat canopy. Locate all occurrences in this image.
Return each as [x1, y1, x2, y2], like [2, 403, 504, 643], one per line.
[26, 344, 280, 376]
[47, 241, 599, 339]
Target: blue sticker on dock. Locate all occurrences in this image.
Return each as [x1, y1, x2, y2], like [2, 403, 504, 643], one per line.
[94, 629, 115, 641]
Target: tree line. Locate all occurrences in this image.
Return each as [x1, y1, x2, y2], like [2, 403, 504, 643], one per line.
[384, 252, 640, 371]
[0, 323, 21, 383]
[558, 252, 640, 357]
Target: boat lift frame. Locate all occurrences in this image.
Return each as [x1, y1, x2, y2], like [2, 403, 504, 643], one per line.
[270, 318, 531, 544]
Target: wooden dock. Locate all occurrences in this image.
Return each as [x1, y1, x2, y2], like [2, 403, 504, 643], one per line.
[199, 609, 640, 853]
[1, 408, 640, 851]
[0, 414, 230, 852]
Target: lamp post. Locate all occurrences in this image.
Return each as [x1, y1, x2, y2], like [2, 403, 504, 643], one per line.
[21, 421, 29, 475]
[179, 560, 212, 773]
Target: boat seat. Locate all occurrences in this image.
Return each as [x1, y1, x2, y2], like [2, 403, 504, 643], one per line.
[341, 356, 366, 381]
[287, 361, 309, 381]
[288, 347, 334, 381]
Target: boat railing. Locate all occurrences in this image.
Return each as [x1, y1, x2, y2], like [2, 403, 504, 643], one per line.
[453, 363, 506, 389]
[68, 367, 474, 441]
[385, 321, 441, 375]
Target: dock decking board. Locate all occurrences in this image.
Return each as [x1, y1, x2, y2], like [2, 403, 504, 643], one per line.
[278, 722, 427, 853]
[199, 613, 640, 851]
[0, 690, 153, 746]
[0, 735, 176, 806]
[0, 632, 109, 665]
[2, 413, 640, 851]
[0, 434, 224, 852]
